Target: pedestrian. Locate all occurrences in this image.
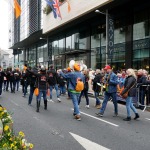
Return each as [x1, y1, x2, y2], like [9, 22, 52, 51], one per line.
[27, 66, 49, 112]
[0, 66, 6, 96]
[57, 70, 66, 96]
[22, 65, 30, 97]
[47, 65, 60, 102]
[60, 63, 85, 121]
[78, 69, 90, 108]
[120, 68, 139, 121]
[28, 67, 37, 105]
[14, 68, 21, 91]
[92, 69, 103, 109]
[96, 65, 118, 117]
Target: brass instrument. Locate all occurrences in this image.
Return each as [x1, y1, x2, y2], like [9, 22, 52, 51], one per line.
[103, 74, 110, 91]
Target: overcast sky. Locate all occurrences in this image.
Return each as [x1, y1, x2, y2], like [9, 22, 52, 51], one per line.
[0, 0, 9, 50]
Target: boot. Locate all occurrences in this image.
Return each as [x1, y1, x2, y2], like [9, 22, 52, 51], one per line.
[39, 101, 41, 107]
[123, 117, 131, 121]
[44, 100, 47, 110]
[36, 101, 39, 112]
[134, 113, 139, 120]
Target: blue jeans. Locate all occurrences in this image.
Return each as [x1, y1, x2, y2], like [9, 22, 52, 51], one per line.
[59, 85, 66, 95]
[16, 80, 20, 91]
[37, 90, 47, 102]
[139, 90, 146, 105]
[50, 84, 59, 99]
[78, 90, 89, 105]
[28, 86, 35, 104]
[94, 92, 101, 105]
[126, 96, 137, 117]
[70, 92, 80, 115]
[100, 92, 118, 114]
[23, 81, 28, 96]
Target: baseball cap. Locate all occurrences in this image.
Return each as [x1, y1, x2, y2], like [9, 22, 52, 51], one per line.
[104, 65, 111, 70]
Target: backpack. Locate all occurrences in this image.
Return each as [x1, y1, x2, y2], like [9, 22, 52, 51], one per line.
[75, 78, 84, 92]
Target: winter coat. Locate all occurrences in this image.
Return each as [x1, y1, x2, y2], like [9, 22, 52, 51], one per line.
[121, 75, 136, 97]
[47, 69, 58, 85]
[27, 69, 48, 90]
[60, 71, 85, 92]
[104, 72, 118, 93]
[92, 73, 102, 92]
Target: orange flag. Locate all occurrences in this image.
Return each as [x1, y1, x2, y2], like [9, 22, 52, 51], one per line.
[14, 0, 21, 18]
[66, 0, 71, 13]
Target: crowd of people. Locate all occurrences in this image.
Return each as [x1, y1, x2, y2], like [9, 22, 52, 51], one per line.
[0, 63, 150, 121]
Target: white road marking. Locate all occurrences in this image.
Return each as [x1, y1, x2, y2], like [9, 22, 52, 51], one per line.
[70, 132, 111, 150]
[10, 101, 19, 106]
[71, 108, 119, 127]
[145, 118, 150, 121]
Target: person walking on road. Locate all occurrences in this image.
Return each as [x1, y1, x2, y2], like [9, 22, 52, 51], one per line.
[27, 66, 49, 112]
[96, 65, 118, 117]
[92, 69, 103, 109]
[0, 66, 6, 96]
[60, 63, 85, 121]
[120, 68, 140, 121]
[78, 69, 90, 108]
[47, 65, 60, 102]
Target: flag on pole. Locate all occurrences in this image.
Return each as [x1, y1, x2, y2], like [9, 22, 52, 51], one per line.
[14, 0, 21, 18]
[44, 0, 57, 19]
[6, 0, 21, 18]
[53, 0, 62, 19]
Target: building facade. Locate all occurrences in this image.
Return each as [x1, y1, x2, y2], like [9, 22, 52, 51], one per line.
[10, 0, 150, 72]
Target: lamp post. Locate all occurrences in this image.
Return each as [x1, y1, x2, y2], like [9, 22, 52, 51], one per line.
[95, 9, 108, 65]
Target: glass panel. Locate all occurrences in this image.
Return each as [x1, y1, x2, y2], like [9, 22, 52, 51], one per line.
[59, 38, 65, 54]
[53, 40, 59, 55]
[66, 36, 71, 51]
[91, 27, 101, 69]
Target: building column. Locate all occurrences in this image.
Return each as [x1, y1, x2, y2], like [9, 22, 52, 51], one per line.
[47, 38, 53, 70]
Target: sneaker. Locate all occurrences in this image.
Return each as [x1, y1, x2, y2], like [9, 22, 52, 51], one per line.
[48, 99, 54, 102]
[74, 115, 81, 121]
[57, 98, 61, 102]
[85, 105, 90, 109]
[95, 112, 103, 117]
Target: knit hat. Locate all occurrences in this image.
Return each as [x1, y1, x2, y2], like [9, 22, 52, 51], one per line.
[67, 67, 71, 72]
[74, 63, 80, 71]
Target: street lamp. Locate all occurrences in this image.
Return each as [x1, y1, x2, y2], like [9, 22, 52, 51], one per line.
[95, 9, 108, 65]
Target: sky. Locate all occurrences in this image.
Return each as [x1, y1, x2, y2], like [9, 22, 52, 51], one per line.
[0, 0, 9, 50]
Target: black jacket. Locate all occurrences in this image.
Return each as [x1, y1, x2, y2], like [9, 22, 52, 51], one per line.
[27, 69, 48, 90]
[57, 75, 66, 86]
[47, 69, 58, 85]
[121, 75, 136, 97]
[93, 73, 103, 92]
[0, 71, 6, 83]
[83, 75, 89, 91]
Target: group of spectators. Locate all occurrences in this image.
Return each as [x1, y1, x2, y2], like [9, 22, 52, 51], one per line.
[0, 64, 150, 121]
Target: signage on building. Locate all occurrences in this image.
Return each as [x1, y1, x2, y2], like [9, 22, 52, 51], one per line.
[107, 15, 114, 59]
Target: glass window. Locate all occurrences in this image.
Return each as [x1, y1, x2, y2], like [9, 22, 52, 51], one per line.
[53, 40, 59, 55]
[59, 38, 65, 54]
[91, 26, 101, 69]
[66, 36, 71, 51]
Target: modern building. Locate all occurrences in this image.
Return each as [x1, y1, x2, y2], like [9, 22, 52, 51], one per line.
[10, 0, 150, 72]
[0, 48, 13, 69]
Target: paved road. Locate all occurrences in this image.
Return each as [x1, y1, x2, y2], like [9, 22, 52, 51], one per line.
[0, 89, 150, 150]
